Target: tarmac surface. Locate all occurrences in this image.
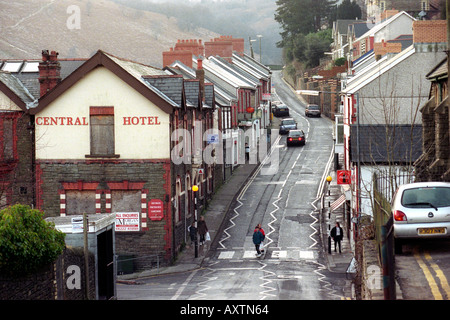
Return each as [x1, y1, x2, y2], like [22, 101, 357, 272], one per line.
[117, 160, 355, 288]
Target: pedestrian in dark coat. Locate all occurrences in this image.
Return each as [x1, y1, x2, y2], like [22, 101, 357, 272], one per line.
[330, 222, 344, 253]
[254, 224, 265, 252]
[197, 216, 208, 246]
[253, 226, 264, 257]
[188, 221, 197, 245]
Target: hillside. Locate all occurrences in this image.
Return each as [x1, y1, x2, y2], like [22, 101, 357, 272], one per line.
[0, 0, 220, 67]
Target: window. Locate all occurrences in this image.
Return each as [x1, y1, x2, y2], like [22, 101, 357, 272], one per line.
[1, 117, 14, 161]
[66, 190, 96, 215]
[87, 107, 118, 158]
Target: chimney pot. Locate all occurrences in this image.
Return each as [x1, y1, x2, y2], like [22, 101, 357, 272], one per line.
[39, 49, 61, 97]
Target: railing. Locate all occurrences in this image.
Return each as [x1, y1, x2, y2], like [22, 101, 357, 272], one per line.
[116, 253, 163, 275]
[372, 172, 398, 300]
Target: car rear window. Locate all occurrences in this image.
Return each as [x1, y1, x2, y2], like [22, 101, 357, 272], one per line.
[308, 105, 319, 110]
[282, 120, 295, 125]
[289, 131, 303, 137]
[401, 187, 450, 208]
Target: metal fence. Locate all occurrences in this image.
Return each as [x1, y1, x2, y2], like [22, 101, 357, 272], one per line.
[116, 254, 162, 275]
[373, 169, 415, 203]
[372, 172, 399, 300]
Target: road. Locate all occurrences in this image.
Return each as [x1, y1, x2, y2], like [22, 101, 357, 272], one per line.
[396, 239, 450, 300]
[117, 71, 351, 300]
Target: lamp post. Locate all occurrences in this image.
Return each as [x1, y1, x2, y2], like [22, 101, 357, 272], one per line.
[192, 184, 199, 258]
[326, 176, 332, 254]
[257, 35, 263, 63]
[249, 37, 257, 59]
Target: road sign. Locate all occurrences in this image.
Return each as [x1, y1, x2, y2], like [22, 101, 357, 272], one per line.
[337, 170, 351, 184]
[148, 199, 164, 221]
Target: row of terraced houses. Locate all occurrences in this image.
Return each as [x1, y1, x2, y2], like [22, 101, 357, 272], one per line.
[0, 35, 271, 268]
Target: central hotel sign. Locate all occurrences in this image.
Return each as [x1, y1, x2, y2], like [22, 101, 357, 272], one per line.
[35, 116, 162, 126]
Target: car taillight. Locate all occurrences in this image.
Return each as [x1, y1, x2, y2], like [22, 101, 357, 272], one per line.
[288, 138, 293, 141]
[393, 210, 407, 221]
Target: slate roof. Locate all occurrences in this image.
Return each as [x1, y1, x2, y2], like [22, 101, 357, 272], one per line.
[165, 61, 235, 107]
[350, 22, 373, 38]
[184, 79, 201, 107]
[336, 20, 359, 35]
[142, 75, 184, 107]
[0, 59, 86, 100]
[350, 124, 422, 164]
[0, 71, 36, 108]
[210, 56, 259, 88]
[232, 53, 271, 80]
[426, 57, 447, 80]
[204, 83, 214, 108]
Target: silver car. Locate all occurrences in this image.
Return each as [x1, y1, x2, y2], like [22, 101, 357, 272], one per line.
[391, 182, 450, 253]
[279, 118, 297, 134]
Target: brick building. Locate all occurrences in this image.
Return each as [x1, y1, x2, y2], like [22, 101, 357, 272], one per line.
[415, 57, 449, 181]
[26, 49, 215, 267]
[0, 70, 36, 208]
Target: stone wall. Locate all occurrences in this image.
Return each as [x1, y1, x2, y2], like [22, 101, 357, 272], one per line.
[36, 160, 173, 265]
[0, 247, 95, 300]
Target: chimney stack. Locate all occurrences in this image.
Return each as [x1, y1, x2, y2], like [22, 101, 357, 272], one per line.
[196, 58, 205, 102]
[38, 50, 61, 97]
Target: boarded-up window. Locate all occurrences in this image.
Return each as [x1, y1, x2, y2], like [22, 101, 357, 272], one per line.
[1, 117, 14, 161]
[111, 190, 141, 213]
[90, 107, 115, 156]
[66, 190, 96, 215]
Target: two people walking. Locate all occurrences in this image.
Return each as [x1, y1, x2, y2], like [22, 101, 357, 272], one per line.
[188, 216, 210, 248]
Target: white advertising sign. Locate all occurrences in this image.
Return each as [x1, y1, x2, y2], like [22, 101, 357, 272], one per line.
[115, 212, 140, 232]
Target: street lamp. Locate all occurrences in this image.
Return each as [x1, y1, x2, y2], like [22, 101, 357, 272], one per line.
[257, 35, 263, 63]
[249, 37, 257, 59]
[192, 184, 199, 258]
[326, 175, 332, 254]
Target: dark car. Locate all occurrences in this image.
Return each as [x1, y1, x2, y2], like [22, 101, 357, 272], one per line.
[279, 118, 297, 134]
[273, 104, 290, 117]
[287, 130, 305, 146]
[305, 104, 321, 117]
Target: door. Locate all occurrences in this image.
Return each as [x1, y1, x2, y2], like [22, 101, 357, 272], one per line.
[97, 229, 114, 300]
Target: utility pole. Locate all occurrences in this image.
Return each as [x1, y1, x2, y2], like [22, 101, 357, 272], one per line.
[83, 213, 90, 300]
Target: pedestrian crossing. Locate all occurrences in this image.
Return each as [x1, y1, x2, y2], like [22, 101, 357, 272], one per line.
[217, 249, 316, 261]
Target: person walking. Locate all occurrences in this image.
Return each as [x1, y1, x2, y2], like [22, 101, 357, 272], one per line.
[330, 222, 344, 253]
[254, 224, 265, 252]
[253, 226, 264, 257]
[197, 216, 209, 246]
[188, 221, 197, 248]
[245, 142, 250, 162]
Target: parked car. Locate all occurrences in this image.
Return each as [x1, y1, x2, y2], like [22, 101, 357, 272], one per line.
[305, 104, 321, 117]
[279, 118, 297, 134]
[391, 182, 450, 253]
[286, 130, 305, 146]
[273, 104, 290, 117]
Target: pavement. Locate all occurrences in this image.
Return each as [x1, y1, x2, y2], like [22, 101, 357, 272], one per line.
[320, 168, 355, 275]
